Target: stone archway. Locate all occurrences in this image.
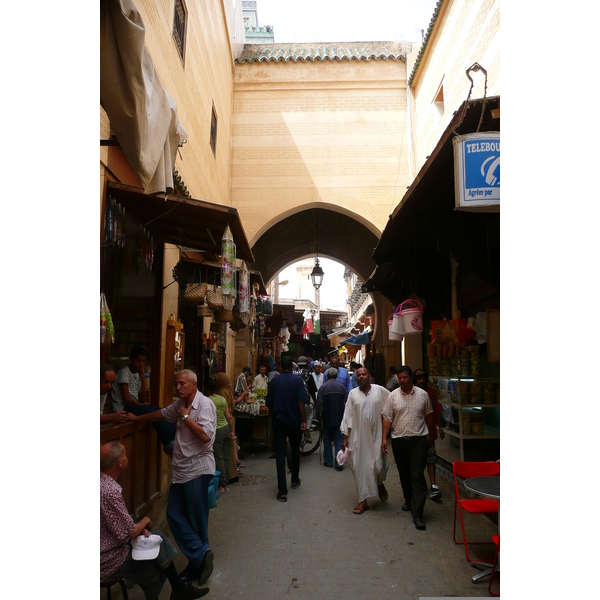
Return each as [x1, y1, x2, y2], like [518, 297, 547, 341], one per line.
[251, 207, 379, 285]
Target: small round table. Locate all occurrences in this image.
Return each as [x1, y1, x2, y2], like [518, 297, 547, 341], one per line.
[463, 476, 500, 584]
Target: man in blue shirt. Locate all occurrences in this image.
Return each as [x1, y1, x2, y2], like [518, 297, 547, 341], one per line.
[266, 355, 308, 502]
[323, 355, 353, 394]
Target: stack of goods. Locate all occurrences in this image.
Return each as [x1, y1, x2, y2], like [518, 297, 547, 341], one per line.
[461, 349, 471, 377]
[471, 410, 484, 435]
[483, 382, 495, 404]
[427, 341, 459, 375]
[458, 381, 470, 404]
[468, 346, 480, 375]
[462, 411, 472, 435]
[470, 381, 483, 404]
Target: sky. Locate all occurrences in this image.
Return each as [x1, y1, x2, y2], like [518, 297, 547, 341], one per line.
[253, 0, 439, 43]
[278, 258, 348, 311]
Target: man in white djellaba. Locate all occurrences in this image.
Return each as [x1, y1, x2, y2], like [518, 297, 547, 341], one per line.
[340, 366, 390, 515]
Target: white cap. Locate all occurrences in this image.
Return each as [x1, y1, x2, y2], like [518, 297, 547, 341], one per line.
[131, 534, 162, 560]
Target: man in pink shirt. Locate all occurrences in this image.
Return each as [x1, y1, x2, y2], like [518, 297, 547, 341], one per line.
[100, 440, 208, 599]
[129, 369, 217, 586]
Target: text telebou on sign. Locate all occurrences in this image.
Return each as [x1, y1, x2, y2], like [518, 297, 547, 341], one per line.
[453, 132, 500, 211]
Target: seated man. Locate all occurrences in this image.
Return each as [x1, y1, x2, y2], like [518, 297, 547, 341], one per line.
[233, 366, 252, 403]
[100, 363, 129, 424]
[111, 346, 175, 455]
[100, 441, 208, 600]
[252, 365, 269, 391]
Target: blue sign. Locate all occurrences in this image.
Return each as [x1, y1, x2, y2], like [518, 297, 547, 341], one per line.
[453, 132, 500, 210]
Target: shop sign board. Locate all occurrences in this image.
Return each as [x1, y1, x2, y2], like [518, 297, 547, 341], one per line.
[453, 132, 500, 210]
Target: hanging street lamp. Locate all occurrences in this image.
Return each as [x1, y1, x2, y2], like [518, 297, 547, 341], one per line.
[310, 258, 324, 290]
[311, 208, 324, 290]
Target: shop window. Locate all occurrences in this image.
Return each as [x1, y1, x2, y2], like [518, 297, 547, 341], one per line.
[433, 80, 444, 119]
[173, 0, 187, 65]
[210, 103, 218, 157]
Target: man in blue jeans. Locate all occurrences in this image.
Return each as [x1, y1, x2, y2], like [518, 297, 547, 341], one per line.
[316, 367, 348, 470]
[266, 355, 308, 502]
[128, 369, 217, 585]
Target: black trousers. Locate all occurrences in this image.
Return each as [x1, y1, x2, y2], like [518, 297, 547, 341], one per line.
[391, 435, 429, 519]
[272, 419, 301, 495]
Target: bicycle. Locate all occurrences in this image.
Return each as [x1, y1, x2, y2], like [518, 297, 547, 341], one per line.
[286, 418, 322, 470]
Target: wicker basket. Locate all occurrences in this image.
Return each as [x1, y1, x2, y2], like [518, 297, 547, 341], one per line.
[229, 310, 247, 331]
[184, 283, 208, 303]
[214, 306, 233, 323]
[206, 286, 224, 310]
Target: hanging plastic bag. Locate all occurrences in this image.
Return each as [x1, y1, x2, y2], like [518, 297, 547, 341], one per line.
[336, 447, 351, 466]
[101, 293, 115, 344]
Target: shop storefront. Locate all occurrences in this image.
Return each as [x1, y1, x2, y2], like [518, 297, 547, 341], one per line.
[363, 96, 500, 465]
[100, 169, 257, 517]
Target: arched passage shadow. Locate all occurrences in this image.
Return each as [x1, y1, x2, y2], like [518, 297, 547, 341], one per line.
[252, 208, 379, 285]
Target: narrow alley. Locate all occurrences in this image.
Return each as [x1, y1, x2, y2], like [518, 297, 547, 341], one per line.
[102, 446, 497, 599]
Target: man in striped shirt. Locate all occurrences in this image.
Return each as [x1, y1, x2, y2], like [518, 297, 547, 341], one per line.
[100, 440, 209, 599]
[381, 365, 434, 531]
[129, 369, 217, 585]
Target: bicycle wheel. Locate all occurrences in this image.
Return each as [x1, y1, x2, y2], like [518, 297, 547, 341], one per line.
[300, 419, 322, 456]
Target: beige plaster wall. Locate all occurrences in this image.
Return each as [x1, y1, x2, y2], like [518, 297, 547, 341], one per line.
[125, 0, 240, 205]
[408, 0, 500, 173]
[232, 59, 411, 245]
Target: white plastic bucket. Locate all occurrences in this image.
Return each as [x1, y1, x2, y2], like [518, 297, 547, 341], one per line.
[391, 305, 406, 335]
[388, 313, 404, 341]
[399, 299, 424, 335]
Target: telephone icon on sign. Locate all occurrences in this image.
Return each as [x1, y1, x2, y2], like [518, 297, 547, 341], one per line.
[481, 156, 500, 186]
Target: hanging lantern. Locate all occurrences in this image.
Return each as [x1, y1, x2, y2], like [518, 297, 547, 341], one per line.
[221, 224, 236, 308]
[310, 258, 324, 290]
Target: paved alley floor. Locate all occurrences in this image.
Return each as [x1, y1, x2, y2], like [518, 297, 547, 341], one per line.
[102, 444, 498, 599]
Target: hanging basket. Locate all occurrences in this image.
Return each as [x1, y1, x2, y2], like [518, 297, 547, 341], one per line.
[214, 306, 233, 323]
[206, 286, 224, 310]
[388, 313, 404, 341]
[399, 299, 424, 334]
[392, 304, 406, 335]
[184, 283, 208, 303]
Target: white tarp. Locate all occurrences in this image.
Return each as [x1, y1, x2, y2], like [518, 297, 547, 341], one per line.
[100, 0, 187, 194]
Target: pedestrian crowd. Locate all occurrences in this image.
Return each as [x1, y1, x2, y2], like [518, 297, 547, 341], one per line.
[100, 349, 444, 599]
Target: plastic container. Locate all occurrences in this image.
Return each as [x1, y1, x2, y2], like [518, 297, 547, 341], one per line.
[388, 313, 404, 341]
[391, 305, 406, 335]
[399, 299, 423, 334]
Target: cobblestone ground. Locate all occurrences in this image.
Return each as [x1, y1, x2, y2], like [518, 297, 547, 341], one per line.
[102, 444, 499, 599]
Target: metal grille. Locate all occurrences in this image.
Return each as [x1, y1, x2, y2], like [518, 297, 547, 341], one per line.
[173, 0, 187, 63]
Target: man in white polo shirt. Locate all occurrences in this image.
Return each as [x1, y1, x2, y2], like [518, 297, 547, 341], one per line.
[381, 365, 435, 531]
[129, 369, 217, 585]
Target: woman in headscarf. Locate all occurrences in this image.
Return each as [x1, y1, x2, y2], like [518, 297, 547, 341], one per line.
[215, 372, 244, 470]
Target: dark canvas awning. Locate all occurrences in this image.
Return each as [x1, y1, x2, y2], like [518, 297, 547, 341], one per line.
[106, 181, 254, 262]
[364, 96, 500, 306]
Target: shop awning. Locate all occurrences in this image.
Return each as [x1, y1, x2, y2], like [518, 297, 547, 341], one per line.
[364, 96, 500, 305]
[106, 181, 255, 262]
[339, 330, 371, 346]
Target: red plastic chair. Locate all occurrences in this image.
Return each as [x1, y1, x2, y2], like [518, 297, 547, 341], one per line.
[453, 460, 499, 563]
[488, 535, 500, 596]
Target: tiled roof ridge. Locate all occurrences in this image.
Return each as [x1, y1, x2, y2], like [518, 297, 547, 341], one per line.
[236, 41, 408, 63]
[407, 0, 445, 86]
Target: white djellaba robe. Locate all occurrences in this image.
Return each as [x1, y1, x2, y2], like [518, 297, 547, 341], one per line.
[340, 384, 390, 503]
